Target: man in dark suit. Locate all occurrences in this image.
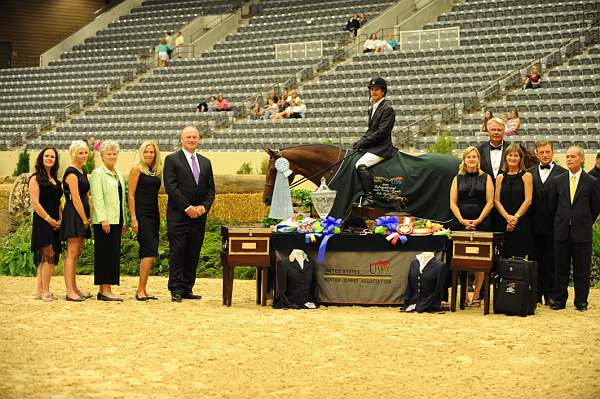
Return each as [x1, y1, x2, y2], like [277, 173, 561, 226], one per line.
[477, 117, 510, 232]
[548, 146, 600, 311]
[588, 151, 600, 179]
[527, 140, 567, 305]
[352, 77, 396, 206]
[164, 126, 215, 302]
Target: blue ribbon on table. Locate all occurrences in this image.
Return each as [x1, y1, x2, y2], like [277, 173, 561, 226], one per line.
[316, 217, 342, 264]
[374, 216, 398, 232]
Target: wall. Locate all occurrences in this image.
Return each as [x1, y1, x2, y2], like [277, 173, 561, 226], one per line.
[40, 0, 143, 67]
[0, 0, 106, 68]
[397, 0, 453, 31]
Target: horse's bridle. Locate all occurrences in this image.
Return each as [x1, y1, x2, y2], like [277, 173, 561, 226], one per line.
[288, 148, 356, 189]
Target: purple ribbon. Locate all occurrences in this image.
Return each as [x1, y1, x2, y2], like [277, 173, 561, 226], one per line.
[316, 217, 342, 264]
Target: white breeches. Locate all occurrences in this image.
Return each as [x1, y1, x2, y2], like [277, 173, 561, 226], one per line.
[355, 152, 385, 169]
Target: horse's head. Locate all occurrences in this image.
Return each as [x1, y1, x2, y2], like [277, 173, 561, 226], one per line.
[263, 147, 280, 206]
[519, 143, 539, 169]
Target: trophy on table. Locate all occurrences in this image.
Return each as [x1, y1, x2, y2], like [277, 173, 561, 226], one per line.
[311, 177, 337, 219]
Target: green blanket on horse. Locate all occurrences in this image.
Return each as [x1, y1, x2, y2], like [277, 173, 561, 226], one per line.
[328, 151, 460, 221]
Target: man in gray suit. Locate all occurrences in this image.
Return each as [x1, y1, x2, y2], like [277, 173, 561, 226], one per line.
[352, 77, 397, 206]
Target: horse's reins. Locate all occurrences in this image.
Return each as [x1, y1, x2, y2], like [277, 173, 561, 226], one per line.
[288, 149, 359, 189]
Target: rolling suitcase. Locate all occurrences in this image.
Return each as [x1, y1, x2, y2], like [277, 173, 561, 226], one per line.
[493, 258, 538, 316]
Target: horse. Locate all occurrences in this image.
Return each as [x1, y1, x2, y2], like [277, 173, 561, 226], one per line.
[263, 144, 540, 222]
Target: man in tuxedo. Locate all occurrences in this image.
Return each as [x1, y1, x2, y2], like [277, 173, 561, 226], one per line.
[352, 77, 396, 206]
[548, 146, 600, 311]
[164, 126, 215, 302]
[588, 151, 600, 179]
[477, 117, 510, 231]
[527, 140, 567, 305]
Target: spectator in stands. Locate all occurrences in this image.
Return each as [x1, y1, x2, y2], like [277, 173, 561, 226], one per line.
[272, 96, 306, 119]
[29, 147, 62, 302]
[158, 38, 169, 68]
[358, 13, 368, 25]
[196, 102, 209, 112]
[212, 93, 231, 111]
[261, 96, 279, 120]
[344, 14, 361, 37]
[60, 140, 92, 302]
[525, 65, 541, 89]
[280, 88, 288, 103]
[387, 33, 398, 50]
[128, 140, 162, 301]
[480, 110, 493, 133]
[174, 31, 184, 59]
[90, 140, 128, 302]
[375, 36, 393, 53]
[494, 144, 533, 259]
[250, 98, 262, 119]
[363, 33, 379, 53]
[164, 31, 174, 59]
[505, 108, 521, 136]
[449, 146, 494, 306]
[589, 152, 600, 179]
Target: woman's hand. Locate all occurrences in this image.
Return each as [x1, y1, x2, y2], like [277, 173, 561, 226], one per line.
[51, 218, 61, 230]
[101, 221, 110, 234]
[131, 220, 139, 233]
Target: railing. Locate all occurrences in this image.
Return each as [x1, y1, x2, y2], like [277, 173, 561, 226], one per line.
[275, 41, 323, 60]
[398, 20, 600, 148]
[398, 27, 460, 51]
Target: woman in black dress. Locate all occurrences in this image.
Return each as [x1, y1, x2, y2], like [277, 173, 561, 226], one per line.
[128, 140, 162, 300]
[495, 144, 533, 258]
[450, 146, 494, 305]
[90, 140, 128, 301]
[60, 140, 92, 301]
[29, 147, 62, 302]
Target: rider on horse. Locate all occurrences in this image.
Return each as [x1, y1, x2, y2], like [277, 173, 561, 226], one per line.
[352, 77, 397, 207]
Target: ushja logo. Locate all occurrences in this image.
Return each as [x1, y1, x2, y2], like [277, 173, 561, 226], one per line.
[369, 260, 390, 275]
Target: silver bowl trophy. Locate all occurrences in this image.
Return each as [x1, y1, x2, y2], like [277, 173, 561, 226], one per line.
[311, 177, 337, 219]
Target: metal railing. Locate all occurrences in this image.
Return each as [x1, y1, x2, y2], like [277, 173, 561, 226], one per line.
[398, 27, 460, 51]
[275, 40, 323, 60]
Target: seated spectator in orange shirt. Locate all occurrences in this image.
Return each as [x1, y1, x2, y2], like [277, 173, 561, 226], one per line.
[212, 93, 231, 111]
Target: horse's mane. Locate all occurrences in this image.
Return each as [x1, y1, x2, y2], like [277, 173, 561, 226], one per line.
[279, 144, 341, 152]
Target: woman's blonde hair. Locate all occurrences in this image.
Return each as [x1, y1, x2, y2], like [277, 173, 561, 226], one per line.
[69, 140, 89, 162]
[458, 146, 484, 175]
[502, 143, 526, 173]
[136, 140, 162, 176]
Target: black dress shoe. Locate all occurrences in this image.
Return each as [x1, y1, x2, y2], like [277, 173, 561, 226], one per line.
[97, 293, 124, 302]
[171, 293, 182, 302]
[575, 305, 588, 312]
[182, 293, 202, 300]
[550, 303, 566, 310]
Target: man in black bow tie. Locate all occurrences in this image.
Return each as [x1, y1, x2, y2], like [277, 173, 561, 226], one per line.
[527, 140, 567, 305]
[477, 117, 510, 231]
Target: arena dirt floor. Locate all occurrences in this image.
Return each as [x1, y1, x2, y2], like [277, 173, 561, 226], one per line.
[0, 275, 599, 399]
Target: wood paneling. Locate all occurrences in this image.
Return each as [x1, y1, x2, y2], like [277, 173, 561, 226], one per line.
[0, 0, 106, 68]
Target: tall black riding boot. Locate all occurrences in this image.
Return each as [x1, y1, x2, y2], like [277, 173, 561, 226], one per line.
[356, 164, 375, 207]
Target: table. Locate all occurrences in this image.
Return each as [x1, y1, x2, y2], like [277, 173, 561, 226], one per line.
[271, 233, 449, 305]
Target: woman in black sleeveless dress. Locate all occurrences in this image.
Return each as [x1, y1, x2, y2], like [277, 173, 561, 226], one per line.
[128, 140, 162, 301]
[29, 147, 62, 302]
[60, 140, 92, 302]
[450, 146, 494, 305]
[495, 144, 533, 259]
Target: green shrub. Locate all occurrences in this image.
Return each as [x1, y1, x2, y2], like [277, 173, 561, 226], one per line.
[260, 158, 269, 175]
[428, 133, 454, 155]
[13, 149, 30, 176]
[0, 218, 35, 276]
[323, 138, 333, 145]
[591, 224, 600, 287]
[82, 151, 95, 175]
[236, 162, 253, 175]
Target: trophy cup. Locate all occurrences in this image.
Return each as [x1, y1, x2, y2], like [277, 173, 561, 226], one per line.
[311, 177, 337, 219]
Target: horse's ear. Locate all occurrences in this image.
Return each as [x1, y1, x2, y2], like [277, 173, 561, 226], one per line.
[264, 147, 277, 158]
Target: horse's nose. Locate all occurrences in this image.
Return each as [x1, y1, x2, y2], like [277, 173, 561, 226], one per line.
[263, 196, 272, 206]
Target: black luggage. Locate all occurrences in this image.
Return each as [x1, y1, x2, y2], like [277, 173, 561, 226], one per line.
[493, 258, 538, 316]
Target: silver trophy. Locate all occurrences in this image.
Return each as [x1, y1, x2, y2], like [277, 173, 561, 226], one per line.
[311, 177, 337, 219]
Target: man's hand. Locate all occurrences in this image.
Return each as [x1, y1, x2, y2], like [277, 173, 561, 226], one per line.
[194, 205, 206, 217]
[101, 221, 110, 234]
[185, 207, 200, 219]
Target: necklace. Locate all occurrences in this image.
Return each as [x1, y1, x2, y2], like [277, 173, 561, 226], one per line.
[147, 169, 156, 177]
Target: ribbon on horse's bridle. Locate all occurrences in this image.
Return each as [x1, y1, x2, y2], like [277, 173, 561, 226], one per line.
[287, 149, 360, 190]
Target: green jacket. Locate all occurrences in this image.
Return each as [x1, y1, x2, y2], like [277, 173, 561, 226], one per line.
[90, 165, 128, 225]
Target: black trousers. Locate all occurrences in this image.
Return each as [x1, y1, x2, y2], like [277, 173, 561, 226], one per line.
[553, 233, 592, 307]
[167, 216, 206, 295]
[531, 233, 557, 303]
[93, 224, 122, 286]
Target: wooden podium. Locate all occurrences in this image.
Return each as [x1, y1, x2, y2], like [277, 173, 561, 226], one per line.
[220, 226, 272, 306]
[450, 231, 503, 315]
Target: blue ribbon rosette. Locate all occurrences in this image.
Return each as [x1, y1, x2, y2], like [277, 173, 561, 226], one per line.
[374, 215, 407, 245]
[316, 216, 341, 264]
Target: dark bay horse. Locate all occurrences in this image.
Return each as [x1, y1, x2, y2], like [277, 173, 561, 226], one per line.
[263, 144, 539, 221]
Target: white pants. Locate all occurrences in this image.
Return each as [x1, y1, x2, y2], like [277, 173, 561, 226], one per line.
[355, 152, 385, 169]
